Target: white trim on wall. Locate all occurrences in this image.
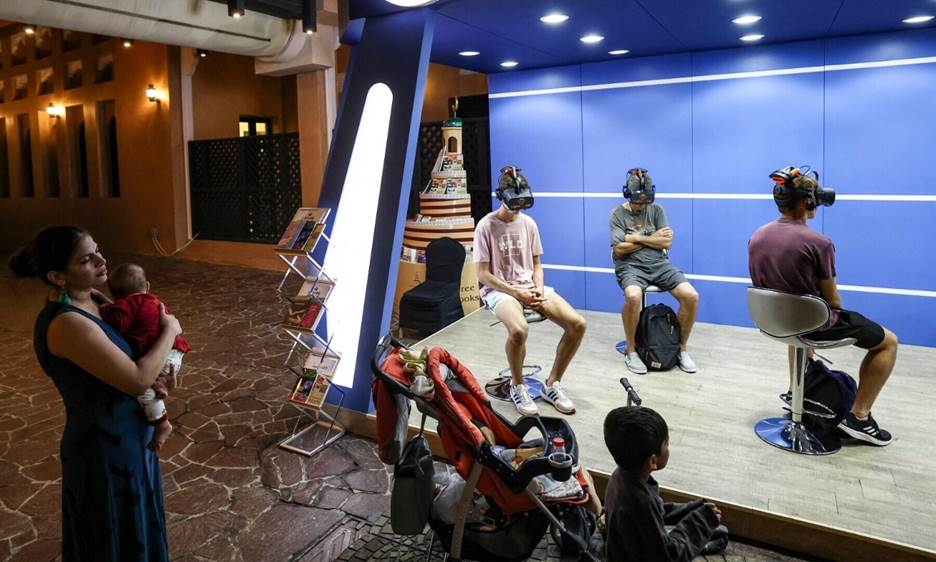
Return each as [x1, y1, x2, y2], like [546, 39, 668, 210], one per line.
[541, 264, 936, 298]
[493, 192, 936, 201]
[490, 55, 936, 99]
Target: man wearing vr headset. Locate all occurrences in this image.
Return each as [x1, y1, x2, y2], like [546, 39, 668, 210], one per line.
[748, 166, 898, 446]
[473, 166, 587, 417]
[611, 168, 700, 375]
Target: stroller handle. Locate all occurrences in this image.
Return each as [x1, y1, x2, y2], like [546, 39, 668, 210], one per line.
[619, 377, 642, 407]
[371, 334, 414, 399]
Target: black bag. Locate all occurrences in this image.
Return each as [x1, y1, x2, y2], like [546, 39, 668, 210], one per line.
[635, 303, 681, 371]
[391, 420, 435, 535]
[802, 359, 858, 445]
[550, 503, 598, 560]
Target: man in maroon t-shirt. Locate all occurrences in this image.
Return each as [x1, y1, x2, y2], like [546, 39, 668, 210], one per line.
[748, 169, 897, 446]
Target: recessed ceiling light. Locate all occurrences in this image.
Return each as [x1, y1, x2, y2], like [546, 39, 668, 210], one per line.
[903, 15, 934, 24]
[608, 49, 630, 55]
[732, 14, 762, 25]
[385, 0, 438, 6]
[459, 51, 480, 57]
[740, 34, 765, 42]
[500, 60, 519, 68]
[540, 13, 569, 24]
[580, 34, 604, 44]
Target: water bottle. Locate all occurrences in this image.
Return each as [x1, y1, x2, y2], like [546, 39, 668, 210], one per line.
[548, 437, 572, 468]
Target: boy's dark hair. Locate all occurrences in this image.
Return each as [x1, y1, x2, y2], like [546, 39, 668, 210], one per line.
[777, 174, 818, 213]
[108, 263, 147, 298]
[603, 406, 668, 472]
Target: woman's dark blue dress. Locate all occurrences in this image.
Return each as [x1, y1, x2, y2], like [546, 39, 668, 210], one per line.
[34, 300, 168, 562]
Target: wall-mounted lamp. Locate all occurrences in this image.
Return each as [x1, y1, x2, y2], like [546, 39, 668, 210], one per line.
[24, 25, 36, 35]
[301, 0, 317, 34]
[197, 49, 208, 58]
[122, 38, 134, 48]
[146, 84, 160, 103]
[228, 0, 245, 18]
[46, 103, 65, 118]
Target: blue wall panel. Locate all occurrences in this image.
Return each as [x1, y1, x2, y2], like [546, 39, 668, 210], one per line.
[823, 201, 936, 290]
[692, 73, 823, 194]
[835, 291, 936, 348]
[582, 84, 692, 194]
[488, 30, 936, 346]
[692, 199, 779, 278]
[524, 198, 584, 268]
[824, 64, 936, 195]
[489, 92, 583, 192]
[543, 268, 587, 310]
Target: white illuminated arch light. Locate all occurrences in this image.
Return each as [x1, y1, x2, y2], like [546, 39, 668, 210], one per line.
[324, 82, 393, 388]
[385, 0, 437, 7]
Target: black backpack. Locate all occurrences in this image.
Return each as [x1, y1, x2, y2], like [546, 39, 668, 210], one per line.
[635, 304, 681, 371]
[802, 359, 858, 447]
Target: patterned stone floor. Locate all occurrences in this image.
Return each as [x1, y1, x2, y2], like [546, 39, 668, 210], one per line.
[0, 254, 806, 561]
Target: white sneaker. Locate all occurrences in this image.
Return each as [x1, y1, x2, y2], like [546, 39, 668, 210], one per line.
[625, 352, 648, 375]
[509, 383, 539, 416]
[678, 351, 698, 373]
[541, 381, 576, 415]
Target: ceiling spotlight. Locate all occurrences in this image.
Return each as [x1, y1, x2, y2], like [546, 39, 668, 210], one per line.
[197, 49, 208, 58]
[385, 0, 438, 6]
[500, 60, 518, 68]
[302, 0, 317, 34]
[228, 0, 245, 18]
[459, 51, 480, 57]
[580, 34, 604, 44]
[740, 34, 765, 42]
[609, 49, 630, 55]
[122, 39, 134, 48]
[540, 13, 569, 24]
[902, 15, 934, 24]
[24, 25, 36, 35]
[732, 14, 762, 25]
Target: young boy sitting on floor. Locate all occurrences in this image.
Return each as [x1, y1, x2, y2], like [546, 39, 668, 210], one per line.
[103, 263, 191, 451]
[602, 406, 724, 561]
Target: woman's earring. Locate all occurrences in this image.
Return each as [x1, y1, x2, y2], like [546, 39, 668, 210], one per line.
[57, 284, 72, 305]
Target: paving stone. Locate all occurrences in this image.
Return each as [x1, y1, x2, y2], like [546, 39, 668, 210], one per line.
[238, 503, 343, 562]
[341, 493, 390, 522]
[165, 481, 230, 515]
[344, 469, 389, 494]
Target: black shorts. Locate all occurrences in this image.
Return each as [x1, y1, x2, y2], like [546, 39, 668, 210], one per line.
[805, 309, 885, 349]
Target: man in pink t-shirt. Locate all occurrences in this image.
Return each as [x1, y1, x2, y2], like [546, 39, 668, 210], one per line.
[473, 167, 586, 416]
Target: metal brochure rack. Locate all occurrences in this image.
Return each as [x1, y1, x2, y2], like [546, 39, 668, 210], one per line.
[274, 207, 346, 457]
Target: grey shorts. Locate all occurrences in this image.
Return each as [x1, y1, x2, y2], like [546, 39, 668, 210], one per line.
[616, 262, 687, 292]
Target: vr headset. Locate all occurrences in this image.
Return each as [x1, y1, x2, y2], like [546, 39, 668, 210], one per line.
[496, 165, 535, 211]
[622, 167, 655, 204]
[770, 165, 835, 210]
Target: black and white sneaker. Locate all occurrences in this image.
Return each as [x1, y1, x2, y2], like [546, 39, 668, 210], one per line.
[838, 412, 893, 446]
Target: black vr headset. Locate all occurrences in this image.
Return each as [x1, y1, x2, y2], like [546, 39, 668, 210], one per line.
[496, 165, 535, 211]
[770, 165, 835, 210]
[622, 167, 655, 204]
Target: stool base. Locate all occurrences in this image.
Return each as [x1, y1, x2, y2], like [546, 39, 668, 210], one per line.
[484, 376, 545, 401]
[615, 340, 629, 355]
[755, 417, 840, 455]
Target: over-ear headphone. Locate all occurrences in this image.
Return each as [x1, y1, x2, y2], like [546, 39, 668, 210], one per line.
[770, 165, 835, 210]
[622, 168, 655, 204]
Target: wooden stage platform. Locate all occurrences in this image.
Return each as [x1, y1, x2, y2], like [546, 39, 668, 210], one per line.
[412, 309, 936, 557]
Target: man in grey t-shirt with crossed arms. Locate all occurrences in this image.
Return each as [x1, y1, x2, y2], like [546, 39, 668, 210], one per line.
[610, 168, 699, 374]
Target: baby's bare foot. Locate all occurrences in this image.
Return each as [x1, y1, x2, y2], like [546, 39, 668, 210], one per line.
[148, 420, 173, 452]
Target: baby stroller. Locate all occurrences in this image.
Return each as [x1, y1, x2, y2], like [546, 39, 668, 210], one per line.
[371, 335, 598, 561]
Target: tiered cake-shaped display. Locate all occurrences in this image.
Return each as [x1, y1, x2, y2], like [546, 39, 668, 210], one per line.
[393, 118, 481, 329]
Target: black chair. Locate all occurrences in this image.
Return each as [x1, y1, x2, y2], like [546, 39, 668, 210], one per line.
[399, 237, 466, 334]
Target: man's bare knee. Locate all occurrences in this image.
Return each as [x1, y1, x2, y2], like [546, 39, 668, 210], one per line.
[624, 287, 642, 307]
[567, 314, 587, 337]
[507, 325, 528, 346]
